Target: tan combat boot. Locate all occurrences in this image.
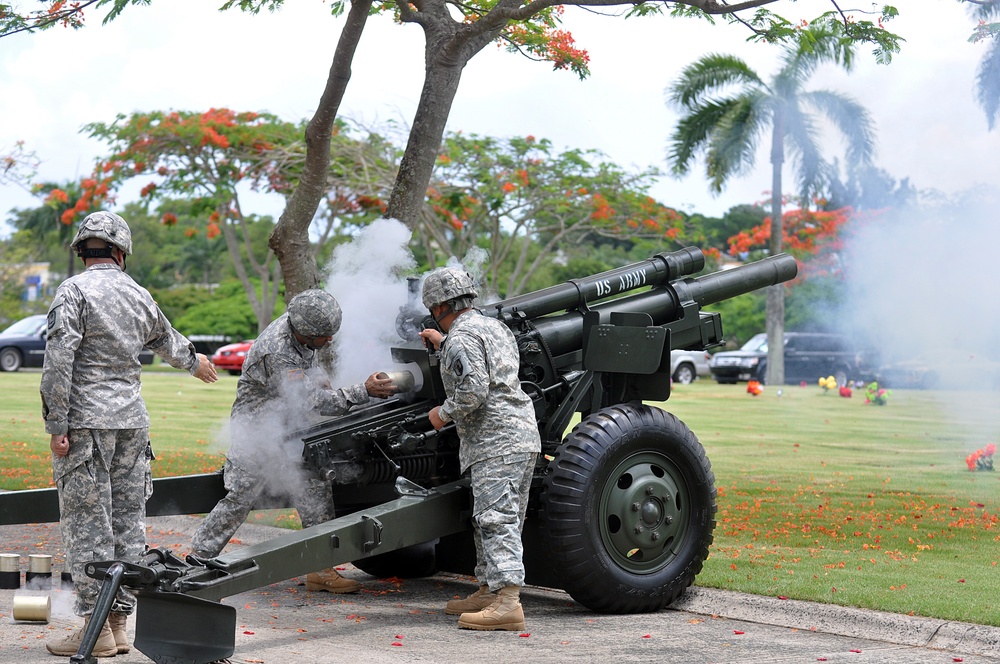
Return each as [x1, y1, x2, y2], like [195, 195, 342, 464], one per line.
[108, 612, 130, 654]
[304, 568, 361, 593]
[457, 586, 525, 631]
[444, 585, 494, 615]
[45, 614, 118, 657]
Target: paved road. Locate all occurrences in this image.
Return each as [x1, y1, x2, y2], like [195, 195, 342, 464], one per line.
[2, 516, 998, 664]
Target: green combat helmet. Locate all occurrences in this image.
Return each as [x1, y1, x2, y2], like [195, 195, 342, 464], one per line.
[287, 289, 342, 338]
[421, 267, 478, 312]
[71, 211, 133, 258]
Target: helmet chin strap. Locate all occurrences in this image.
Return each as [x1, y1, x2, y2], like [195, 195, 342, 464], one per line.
[432, 302, 454, 325]
[78, 244, 126, 270]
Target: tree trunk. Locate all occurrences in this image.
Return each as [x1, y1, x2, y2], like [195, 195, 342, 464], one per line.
[269, 0, 373, 302]
[385, 61, 465, 228]
[765, 108, 786, 386]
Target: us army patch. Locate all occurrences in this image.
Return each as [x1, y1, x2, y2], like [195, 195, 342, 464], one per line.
[451, 352, 468, 378]
[287, 368, 305, 381]
[47, 305, 60, 333]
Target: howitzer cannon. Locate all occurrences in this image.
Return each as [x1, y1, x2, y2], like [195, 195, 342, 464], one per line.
[0, 247, 797, 664]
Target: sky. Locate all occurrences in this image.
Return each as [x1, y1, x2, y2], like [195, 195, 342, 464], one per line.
[0, 0, 998, 235]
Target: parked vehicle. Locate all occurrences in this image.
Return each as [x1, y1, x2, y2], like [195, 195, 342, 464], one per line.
[670, 349, 711, 384]
[709, 332, 863, 386]
[211, 340, 254, 375]
[0, 314, 154, 371]
[0, 315, 47, 372]
[877, 349, 1000, 390]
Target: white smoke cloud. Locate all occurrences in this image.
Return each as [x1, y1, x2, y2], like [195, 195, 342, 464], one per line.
[325, 217, 417, 385]
[841, 186, 1000, 439]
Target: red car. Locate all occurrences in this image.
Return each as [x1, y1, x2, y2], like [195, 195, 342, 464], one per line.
[211, 340, 254, 375]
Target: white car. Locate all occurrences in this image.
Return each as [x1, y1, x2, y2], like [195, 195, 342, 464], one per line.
[670, 349, 712, 384]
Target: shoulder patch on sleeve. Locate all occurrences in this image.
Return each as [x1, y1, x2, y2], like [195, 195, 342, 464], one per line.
[287, 368, 306, 382]
[46, 298, 63, 334]
[450, 351, 468, 378]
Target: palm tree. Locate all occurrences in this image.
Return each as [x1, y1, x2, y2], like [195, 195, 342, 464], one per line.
[969, 0, 1000, 129]
[667, 24, 877, 385]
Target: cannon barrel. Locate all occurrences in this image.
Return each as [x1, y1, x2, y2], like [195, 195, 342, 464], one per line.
[491, 246, 705, 321]
[521, 253, 797, 357]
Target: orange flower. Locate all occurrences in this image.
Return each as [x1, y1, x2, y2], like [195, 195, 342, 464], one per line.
[45, 188, 69, 205]
[161, 212, 178, 226]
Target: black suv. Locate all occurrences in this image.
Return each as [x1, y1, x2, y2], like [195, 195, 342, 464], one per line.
[709, 332, 862, 385]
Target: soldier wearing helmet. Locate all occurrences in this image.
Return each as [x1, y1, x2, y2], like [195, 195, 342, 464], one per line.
[70, 209, 134, 268]
[190, 289, 395, 594]
[418, 267, 541, 632]
[41, 211, 218, 657]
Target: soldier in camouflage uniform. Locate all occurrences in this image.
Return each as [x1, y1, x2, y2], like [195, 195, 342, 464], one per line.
[419, 267, 541, 631]
[190, 289, 396, 593]
[40, 211, 218, 657]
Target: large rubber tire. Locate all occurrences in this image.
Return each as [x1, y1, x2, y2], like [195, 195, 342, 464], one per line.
[0, 347, 22, 372]
[352, 540, 439, 579]
[539, 403, 716, 613]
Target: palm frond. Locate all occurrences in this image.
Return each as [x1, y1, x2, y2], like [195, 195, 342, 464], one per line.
[782, 105, 826, 199]
[976, 37, 1000, 130]
[800, 90, 877, 164]
[705, 93, 768, 193]
[667, 98, 742, 176]
[971, 0, 1000, 21]
[667, 53, 765, 110]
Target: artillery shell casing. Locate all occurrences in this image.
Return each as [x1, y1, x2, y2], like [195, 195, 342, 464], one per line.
[0, 553, 19, 589]
[27, 554, 52, 573]
[25, 555, 52, 589]
[12, 594, 51, 623]
[377, 370, 416, 393]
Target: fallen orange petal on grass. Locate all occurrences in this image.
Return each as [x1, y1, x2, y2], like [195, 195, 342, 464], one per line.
[777, 596, 788, 600]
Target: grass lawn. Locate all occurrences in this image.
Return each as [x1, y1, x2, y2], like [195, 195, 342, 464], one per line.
[1, 369, 997, 625]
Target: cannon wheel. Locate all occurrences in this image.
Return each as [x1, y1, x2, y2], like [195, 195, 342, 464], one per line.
[352, 540, 439, 579]
[539, 403, 716, 613]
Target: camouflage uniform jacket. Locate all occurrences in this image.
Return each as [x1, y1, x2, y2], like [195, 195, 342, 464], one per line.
[41, 263, 201, 435]
[437, 310, 541, 472]
[228, 314, 369, 454]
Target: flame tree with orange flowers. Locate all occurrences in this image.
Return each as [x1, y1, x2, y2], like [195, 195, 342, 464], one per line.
[1, 0, 901, 303]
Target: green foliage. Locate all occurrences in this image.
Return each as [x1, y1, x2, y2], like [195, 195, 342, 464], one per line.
[428, 133, 685, 296]
[170, 280, 280, 340]
[705, 291, 765, 348]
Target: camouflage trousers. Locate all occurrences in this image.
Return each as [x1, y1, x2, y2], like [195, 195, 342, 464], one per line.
[469, 452, 536, 591]
[53, 428, 152, 617]
[190, 458, 334, 558]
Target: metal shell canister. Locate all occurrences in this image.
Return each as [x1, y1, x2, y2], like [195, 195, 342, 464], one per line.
[0, 553, 19, 589]
[25, 554, 52, 590]
[12, 594, 51, 623]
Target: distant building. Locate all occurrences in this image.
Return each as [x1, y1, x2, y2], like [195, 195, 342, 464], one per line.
[1, 261, 53, 302]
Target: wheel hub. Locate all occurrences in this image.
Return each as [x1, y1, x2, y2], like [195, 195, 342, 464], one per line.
[599, 452, 687, 573]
